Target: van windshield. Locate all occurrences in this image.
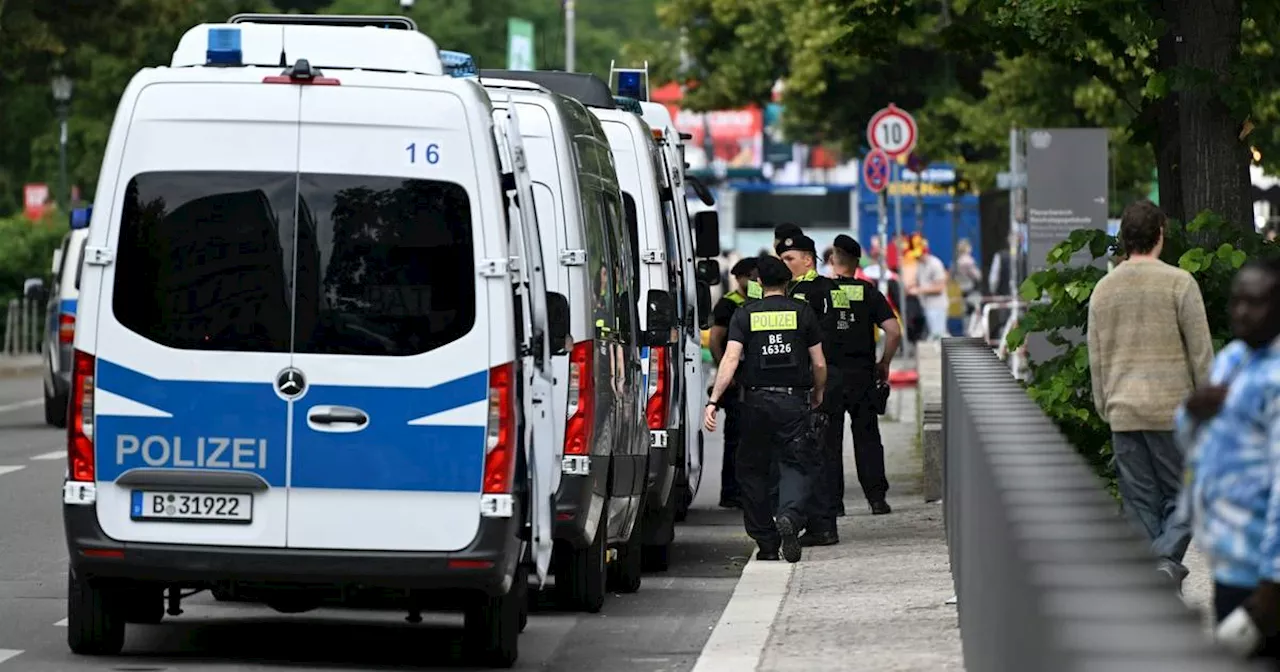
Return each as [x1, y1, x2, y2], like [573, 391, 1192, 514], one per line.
[112, 171, 476, 357]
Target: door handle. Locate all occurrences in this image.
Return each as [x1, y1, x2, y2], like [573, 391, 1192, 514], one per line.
[307, 405, 369, 432]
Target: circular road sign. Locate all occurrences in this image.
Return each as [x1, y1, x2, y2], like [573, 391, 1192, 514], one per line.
[863, 148, 891, 194]
[867, 103, 918, 158]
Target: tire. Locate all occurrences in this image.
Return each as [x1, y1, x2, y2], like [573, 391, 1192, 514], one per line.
[608, 517, 643, 594]
[123, 587, 164, 625]
[210, 585, 235, 602]
[553, 507, 607, 613]
[672, 478, 691, 523]
[463, 566, 526, 668]
[45, 386, 67, 428]
[66, 569, 125, 656]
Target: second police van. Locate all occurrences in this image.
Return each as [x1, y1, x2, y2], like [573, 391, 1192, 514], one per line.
[62, 16, 566, 667]
[475, 74, 658, 611]
[42, 206, 92, 427]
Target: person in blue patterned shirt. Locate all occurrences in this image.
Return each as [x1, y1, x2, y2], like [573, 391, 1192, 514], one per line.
[1177, 257, 1280, 664]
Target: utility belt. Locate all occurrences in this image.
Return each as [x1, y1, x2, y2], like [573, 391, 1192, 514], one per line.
[746, 385, 811, 397]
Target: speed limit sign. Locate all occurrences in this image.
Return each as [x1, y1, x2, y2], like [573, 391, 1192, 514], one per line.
[867, 103, 917, 158]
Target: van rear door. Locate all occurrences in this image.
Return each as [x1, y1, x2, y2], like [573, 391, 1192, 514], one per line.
[286, 84, 492, 552]
[91, 81, 300, 548]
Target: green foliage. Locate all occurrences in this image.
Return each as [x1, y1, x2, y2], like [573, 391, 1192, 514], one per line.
[1007, 215, 1278, 487]
[0, 214, 69, 304]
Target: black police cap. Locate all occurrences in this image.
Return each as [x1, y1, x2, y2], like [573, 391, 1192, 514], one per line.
[775, 234, 816, 256]
[730, 257, 758, 277]
[834, 234, 862, 259]
[756, 255, 793, 288]
[774, 222, 803, 240]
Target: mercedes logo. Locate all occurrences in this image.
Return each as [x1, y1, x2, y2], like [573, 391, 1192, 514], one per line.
[276, 367, 307, 399]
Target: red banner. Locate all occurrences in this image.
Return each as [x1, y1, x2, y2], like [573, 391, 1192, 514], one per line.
[652, 82, 763, 170]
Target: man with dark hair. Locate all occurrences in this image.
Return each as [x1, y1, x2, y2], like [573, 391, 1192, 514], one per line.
[1088, 199, 1213, 592]
[704, 255, 827, 563]
[1177, 257, 1280, 663]
[709, 257, 760, 508]
[801, 236, 903, 544]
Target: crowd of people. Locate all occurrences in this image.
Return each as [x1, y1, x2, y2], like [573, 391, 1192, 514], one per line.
[1089, 199, 1280, 666]
[702, 224, 901, 563]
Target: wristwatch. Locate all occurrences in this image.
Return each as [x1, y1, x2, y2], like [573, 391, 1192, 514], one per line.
[707, 399, 720, 409]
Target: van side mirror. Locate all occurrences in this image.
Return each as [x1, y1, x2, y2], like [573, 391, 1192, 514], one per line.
[695, 259, 720, 286]
[696, 282, 713, 329]
[23, 278, 46, 303]
[547, 291, 571, 356]
[693, 210, 720, 257]
[645, 289, 675, 346]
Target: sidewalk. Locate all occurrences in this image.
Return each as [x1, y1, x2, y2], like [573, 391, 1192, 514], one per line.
[693, 381, 963, 671]
[0, 355, 41, 379]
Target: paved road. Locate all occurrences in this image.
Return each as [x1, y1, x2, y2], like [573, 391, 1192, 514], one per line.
[0, 373, 752, 671]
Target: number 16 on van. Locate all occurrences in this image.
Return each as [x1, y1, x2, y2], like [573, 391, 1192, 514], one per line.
[406, 142, 440, 164]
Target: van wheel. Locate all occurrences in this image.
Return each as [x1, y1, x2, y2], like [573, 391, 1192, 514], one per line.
[210, 585, 236, 602]
[463, 566, 525, 668]
[67, 569, 125, 656]
[553, 509, 606, 613]
[123, 587, 164, 624]
[608, 518, 643, 594]
[45, 387, 67, 428]
[642, 543, 671, 573]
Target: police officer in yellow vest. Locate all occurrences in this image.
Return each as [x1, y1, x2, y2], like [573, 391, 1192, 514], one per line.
[704, 255, 828, 563]
[709, 257, 760, 508]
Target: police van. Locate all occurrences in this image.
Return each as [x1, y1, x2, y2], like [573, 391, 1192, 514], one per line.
[62, 17, 564, 667]
[476, 74, 662, 610]
[481, 70, 694, 570]
[633, 97, 723, 524]
[42, 207, 91, 428]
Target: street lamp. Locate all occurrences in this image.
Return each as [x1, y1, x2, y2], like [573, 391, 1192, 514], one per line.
[51, 72, 73, 217]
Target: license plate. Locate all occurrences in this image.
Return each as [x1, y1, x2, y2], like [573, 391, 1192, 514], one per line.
[130, 491, 252, 524]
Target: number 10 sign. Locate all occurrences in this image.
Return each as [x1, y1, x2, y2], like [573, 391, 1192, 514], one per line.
[867, 103, 917, 158]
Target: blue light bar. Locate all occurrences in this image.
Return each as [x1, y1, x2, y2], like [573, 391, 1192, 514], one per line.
[70, 206, 91, 230]
[206, 27, 243, 66]
[616, 71, 645, 101]
[440, 50, 478, 78]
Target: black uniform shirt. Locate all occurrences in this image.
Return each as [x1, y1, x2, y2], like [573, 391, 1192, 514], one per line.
[711, 290, 747, 329]
[727, 295, 822, 388]
[786, 269, 841, 361]
[828, 277, 895, 372]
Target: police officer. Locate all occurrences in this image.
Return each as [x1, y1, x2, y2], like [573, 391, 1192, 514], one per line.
[802, 235, 902, 546]
[776, 234, 848, 524]
[774, 223, 804, 253]
[709, 257, 760, 508]
[704, 255, 828, 563]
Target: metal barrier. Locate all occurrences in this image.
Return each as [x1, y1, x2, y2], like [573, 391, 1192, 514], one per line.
[942, 337, 1262, 672]
[3, 298, 44, 356]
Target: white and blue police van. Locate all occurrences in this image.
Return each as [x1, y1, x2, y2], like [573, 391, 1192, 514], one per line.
[480, 70, 694, 572]
[42, 206, 92, 428]
[634, 98, 723, 522]
[476, 75, 656, 611]
[61, 16, 563, 668]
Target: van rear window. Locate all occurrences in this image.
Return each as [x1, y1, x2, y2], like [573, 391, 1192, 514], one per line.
[113, 172, 475, 357]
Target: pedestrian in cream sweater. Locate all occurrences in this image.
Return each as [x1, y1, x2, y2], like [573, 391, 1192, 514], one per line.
[1087, 199, 1214, 593]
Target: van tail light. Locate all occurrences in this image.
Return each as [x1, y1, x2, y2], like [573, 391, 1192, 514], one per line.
[58, 314, 75, 344]
[646, 346, 669, 430]
[68, 350, 95, 482]
[564, 341, 594, 456]
[482, 362, 516, 494]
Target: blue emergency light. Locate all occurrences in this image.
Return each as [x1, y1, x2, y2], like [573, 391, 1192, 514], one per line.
[616, 71, 645, 101]
[440, 50, 478, 78]
[70, 206, 91, 230]
[206, 27, 244, 66]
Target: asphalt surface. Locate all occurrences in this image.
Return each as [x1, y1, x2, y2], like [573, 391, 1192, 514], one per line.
[0, 372, 753, 671]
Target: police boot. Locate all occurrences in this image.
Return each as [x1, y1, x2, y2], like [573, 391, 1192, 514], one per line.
[799, 529, 839, 547]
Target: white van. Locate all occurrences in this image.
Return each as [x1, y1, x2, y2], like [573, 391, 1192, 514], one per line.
[62, 20, 562, 668]
[479, 78, 662, 610]
[42, 208, 91, 427]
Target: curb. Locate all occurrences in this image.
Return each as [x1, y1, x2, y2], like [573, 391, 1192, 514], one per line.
[690, 556, 794, 672]
[0, 362, 42, 381]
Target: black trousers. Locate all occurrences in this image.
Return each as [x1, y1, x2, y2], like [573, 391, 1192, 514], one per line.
[1215, 582, 1280, 667]
[808, 367, 889, 532]
[736, 389, 814, 551]
[720, 387, 742, 503]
